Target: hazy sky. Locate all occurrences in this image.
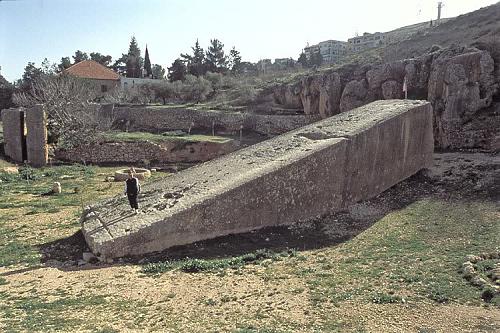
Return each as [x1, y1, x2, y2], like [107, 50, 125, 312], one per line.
[0, 0, 498, 81]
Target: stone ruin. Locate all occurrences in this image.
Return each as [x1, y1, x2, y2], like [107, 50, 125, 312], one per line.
[1, 104, 48, 167]
[81, 100, 434, 259]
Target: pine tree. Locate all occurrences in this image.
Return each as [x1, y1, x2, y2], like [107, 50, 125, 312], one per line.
[144, 45, 152, 78]
[72, 50, 88, 63]
[297, 52, 308, 67]
[167, 58, 187, 82]
[89, 52, 112, 66]
[126, 36, 143, 78]
[205, 39, 227, 73]
[181, 39, 206, 77]
[228, 47, 242, 74]
[58, 57, 72, 71]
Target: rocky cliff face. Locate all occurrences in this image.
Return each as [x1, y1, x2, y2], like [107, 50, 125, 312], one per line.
[269, 44, 500, 151]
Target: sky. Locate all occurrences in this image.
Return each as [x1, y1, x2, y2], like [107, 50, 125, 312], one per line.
[0, 0, 498, 82]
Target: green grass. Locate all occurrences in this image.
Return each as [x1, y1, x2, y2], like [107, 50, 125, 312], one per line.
[141, 249, 297, 275]
[102, 131, 231, 143]
[0, 162, 164, 268]
[0, 294, 149, 332]
[299, 199, 500, 306]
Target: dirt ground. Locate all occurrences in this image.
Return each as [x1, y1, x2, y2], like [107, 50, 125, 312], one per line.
[0, 152, 499, 332]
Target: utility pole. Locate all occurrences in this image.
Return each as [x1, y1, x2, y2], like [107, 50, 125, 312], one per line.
[437, 2, 444, 24]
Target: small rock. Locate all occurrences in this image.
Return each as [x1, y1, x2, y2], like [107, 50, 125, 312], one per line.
[465, 255, 482, 263]
[106, 258, 114, 264]
[82, 252, 96, 262]
[77, 260, 87, 266]
[151, 168, 157, 172]
[52, 182, 62, 194]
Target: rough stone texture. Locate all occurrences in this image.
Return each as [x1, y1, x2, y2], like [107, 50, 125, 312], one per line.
[318, 72, 342, 118]
[339, 80, 370, 112]
[269, 44, 500, 151]
[1, 107, 25, 163]
[25, 105, 48, 167]
[81, 100, 433, 258]
[107, 106, 316, 136]
[382, 80, 403, 100]
[55, 138, 238, 165]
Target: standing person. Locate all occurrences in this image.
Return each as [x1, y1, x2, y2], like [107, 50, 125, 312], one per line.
[124, 168, 141, 213]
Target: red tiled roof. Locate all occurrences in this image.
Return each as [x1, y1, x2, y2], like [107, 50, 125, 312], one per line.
[64, 60, 120, 81]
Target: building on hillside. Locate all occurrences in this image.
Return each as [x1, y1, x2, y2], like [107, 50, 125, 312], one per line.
[64, 60, 120, 93]
[347, 32, 386, 51]
[120, 77, 160, 90]
[304, 40, 349, 64]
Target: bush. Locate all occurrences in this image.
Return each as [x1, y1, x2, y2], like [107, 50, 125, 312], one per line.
[181, 75, 212, 103]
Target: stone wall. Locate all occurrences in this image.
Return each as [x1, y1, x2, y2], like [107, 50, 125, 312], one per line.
[81, 100, 434, 258]
[1, 107, 25, 162]
[55, 138, 238, 165]
[105, 105, 318, 136]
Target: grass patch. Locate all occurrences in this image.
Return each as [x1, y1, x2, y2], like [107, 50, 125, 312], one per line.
[102, 131, 231, 143]
[294, 199, 500, 306]
[141, 249, 297, 275]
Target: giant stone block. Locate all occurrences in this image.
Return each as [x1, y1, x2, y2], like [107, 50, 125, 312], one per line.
[26, 105, 48, 167]
[81, 100, 434, 258]
[1, 108, 25, 163]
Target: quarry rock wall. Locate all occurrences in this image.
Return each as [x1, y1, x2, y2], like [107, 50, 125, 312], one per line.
[270, 45, 500, 151]
[81, 100, 433, 258]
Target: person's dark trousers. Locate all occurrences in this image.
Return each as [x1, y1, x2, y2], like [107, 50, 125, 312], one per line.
[127, 193, 139, 209]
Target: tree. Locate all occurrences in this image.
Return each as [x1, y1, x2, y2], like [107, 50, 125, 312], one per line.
[181, 39, 207, 77]
[144, 46, 152, 78]
[167, 58, 187, 82]
[228, 47, 242, 74]
[112, 54, 128, 76]
[17, 62, 44, 91]
[309, 51, 323, 67]
[0, 73, 14, 110]
[12, 74, 108, 148]
[73, 50, 89, 63]
[90, 52, 112, 66]
[205, 39, 227, 73]
[151, 64, 166, 79]
[126, 36, 143, 78]
[181, 75, 212, 103]
[297, 52, 308, 67]
[58, 57, 72, 71]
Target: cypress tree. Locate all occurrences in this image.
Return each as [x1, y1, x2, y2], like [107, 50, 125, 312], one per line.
[144, 45, 152, 78]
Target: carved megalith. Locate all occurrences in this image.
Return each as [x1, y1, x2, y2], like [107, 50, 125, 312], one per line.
[81, 100, 433, 259]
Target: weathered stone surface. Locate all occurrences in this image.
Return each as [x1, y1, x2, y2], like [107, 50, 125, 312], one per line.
[381, 80, 403, 100]
[107, 106, 315, 136]
[299, 76, 321, 115]
[55, 138, 237, 165]
[1, 108, 25, 163]
[25, 105, 48, 167]
[270, 44, 500, 151]
[318, 72, 342, 118]
[339, 80, 369, 112]
[81, 100, 433, 258]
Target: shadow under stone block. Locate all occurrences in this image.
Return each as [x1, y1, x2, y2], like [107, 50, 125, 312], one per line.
[26, 104, 48, 167]
[1, 108, 25, 163]
[82, 100, 434, 258]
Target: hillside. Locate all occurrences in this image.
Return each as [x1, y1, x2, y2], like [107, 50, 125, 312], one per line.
[380, 2, 500, 62]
